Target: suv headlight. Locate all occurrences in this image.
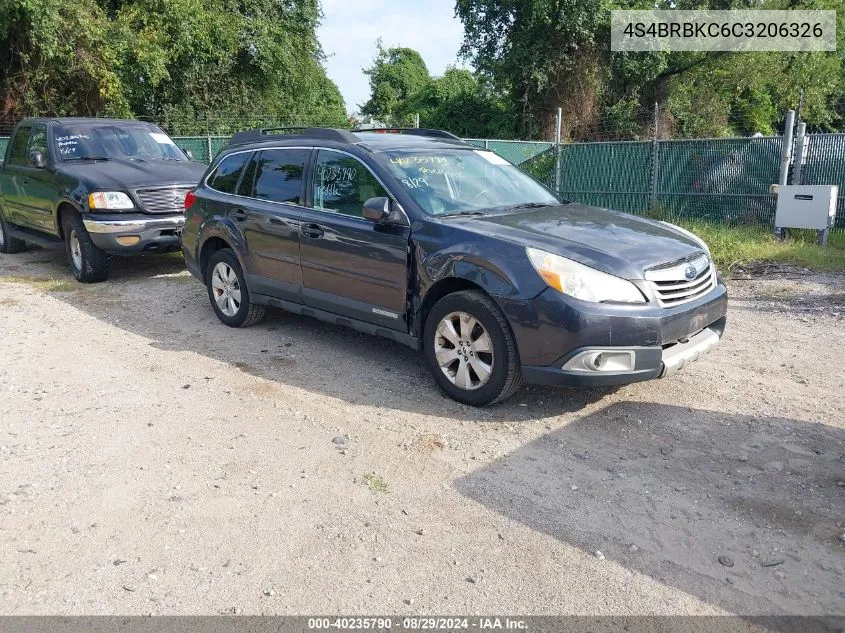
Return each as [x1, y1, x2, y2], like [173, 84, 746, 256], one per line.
[526, 247, 646, 304]
[88, 192, 134, 210]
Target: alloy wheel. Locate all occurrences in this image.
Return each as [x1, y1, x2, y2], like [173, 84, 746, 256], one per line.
[433, 311, 494, 390]
[211, 261, 242, 317]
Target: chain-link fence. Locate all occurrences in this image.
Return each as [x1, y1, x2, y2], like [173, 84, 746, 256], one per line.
[2, 127, 842, 230]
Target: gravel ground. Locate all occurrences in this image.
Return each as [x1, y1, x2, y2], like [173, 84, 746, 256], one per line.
[0, 248, 843, 617]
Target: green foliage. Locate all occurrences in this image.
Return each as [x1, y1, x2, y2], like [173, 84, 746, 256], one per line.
[360, 44, 516, 137]
[361, 42, 432, 122]
[0, 0, 347, 130]
[454, 0, 845, 140]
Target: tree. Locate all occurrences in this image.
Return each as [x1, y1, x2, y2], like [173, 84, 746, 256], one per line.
[455, 0, 845, 139]
[0, 0, 347, 131]
[360, 42, 431, 123]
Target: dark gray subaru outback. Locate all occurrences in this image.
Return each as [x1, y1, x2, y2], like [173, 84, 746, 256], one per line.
[181, 127, 727, 406]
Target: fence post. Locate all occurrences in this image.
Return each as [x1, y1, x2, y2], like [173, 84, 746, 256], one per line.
[554, 107, 562, 193]
[650, 102, 660, 210]
[792, 121, 807, 185]
[775, 110, 796, 239]
[205, 115, 213, 163]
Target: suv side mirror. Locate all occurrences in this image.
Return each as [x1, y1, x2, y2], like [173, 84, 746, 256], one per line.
[29, 150, 45, 169]
[181, 147, 195, 161]
[363, 196, 391, 222]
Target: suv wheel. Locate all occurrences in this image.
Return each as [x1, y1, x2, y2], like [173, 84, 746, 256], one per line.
[424, 290, 523, 406]
[206, 248, 266, 327]
[63, 213, 109, 282]
[0, 210, 26, 254]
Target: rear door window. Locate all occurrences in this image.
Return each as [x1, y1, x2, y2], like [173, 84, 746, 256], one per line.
[250, 149, 309, 204]
[8, 126, 32, 165]
[208, 153, 250, 194]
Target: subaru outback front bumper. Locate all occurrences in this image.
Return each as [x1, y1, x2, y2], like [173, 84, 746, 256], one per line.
[497, 279, 728, 388]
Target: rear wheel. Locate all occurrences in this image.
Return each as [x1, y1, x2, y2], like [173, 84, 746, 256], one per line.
[205, 248, 266, 328]
[0, 209, 26, 254]
[424, 290, 522, 406]
[62, 213, 109, 282]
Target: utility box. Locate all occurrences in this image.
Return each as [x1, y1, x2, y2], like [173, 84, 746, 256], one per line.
[774, 185, 839, 230]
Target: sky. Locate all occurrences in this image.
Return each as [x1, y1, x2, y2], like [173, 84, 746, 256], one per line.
[317, 0, 466, 115]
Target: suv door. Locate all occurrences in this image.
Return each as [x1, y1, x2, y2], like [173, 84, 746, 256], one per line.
[233, 148, 310, 302]
[16, 125, 57, 232]
[299, 149, 410, 331]
[2, 125, 34, 227]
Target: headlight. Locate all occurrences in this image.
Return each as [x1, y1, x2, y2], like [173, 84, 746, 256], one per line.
[659, 221, 710, 256]
[88, 192, 134, 210]
[526, 247, 646, 304]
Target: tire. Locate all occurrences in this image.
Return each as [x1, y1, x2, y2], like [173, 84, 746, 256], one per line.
[63, 213, 109, 282]
[423, 290, 523, 406]
[205, 248, 266, 328]
[0, 208, 26, 254]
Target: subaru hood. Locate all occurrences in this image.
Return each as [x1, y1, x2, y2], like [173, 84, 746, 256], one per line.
[450, 203, 707, 280]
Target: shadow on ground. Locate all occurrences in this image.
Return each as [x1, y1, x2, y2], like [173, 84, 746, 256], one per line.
[0, 247, 615, 421]
[455, 401, 845, 617]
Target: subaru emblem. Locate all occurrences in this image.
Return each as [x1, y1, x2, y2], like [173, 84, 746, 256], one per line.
[684, 265, 698, 280]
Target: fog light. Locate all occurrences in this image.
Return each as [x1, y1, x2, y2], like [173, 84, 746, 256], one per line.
[115, 235, 141, 246]
[564, 349, 636, 373]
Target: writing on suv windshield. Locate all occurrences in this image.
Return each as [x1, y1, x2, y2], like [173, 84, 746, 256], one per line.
[53, 125, 186, 162]
[384, 149, 558, 216]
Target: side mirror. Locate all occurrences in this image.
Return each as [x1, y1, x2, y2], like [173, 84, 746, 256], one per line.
[363, 196, 391, 222]
[29, 150, 45, 169]
[181, 147, 195, 161]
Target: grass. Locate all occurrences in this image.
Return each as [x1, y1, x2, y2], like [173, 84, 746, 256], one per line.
[3, 275, 78, 292]
[676, 221, 845, 273]
[363, 472, 390, 494]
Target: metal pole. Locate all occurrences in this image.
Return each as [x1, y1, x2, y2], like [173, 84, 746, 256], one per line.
[775, 109, 795, 239]
[413, 113, 419, 129]
[205, 115, 212, 163]
[554, 107, 562, 193]
[650, 102, 660, 210]
[793, 121, 807, 185]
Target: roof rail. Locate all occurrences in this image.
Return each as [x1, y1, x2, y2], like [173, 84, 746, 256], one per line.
[353, 127, 464, 141]
[228, 127, 358, 146]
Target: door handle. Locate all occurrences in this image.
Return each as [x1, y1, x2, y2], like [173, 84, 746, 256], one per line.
[300, 223, 324, 239]
[231, 208, 248, 221]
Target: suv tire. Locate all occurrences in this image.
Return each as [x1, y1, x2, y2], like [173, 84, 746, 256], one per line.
[0, 209, 26, 254]
[63, 213, 109, 282]
[206, 248, 266, 328]
[424, 290, 523, 406]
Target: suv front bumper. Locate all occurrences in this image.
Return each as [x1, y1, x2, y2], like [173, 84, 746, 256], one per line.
[83, 213, 184, 255]
[498, 280, 728, 388]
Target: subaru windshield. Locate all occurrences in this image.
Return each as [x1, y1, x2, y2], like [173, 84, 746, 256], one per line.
[53, 124, 187, 162]
[383, 149, 559, 217]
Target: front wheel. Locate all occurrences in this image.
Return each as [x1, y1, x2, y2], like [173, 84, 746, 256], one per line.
[205, 248, 266, 328]
[63, 213, 109, 282]
[0, 210, 26, 254]
[423, 290, 523, 406]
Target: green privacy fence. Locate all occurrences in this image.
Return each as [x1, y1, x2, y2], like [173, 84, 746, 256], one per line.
[2, 130, 842, 229]
[801, 133, 845, 229]
[653, 136, 783, 226]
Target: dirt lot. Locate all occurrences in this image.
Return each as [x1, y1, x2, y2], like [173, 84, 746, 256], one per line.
[0, 248, 843, 617]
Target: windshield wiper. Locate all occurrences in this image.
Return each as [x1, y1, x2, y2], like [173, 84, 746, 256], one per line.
[64, 156, 111, 161]
[437, 210, 486, 218]
[501, 202, 557, 211]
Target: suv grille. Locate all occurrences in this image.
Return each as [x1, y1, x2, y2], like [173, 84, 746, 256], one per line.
[136, 187, 191, 214]
[645, 253, 716, 307]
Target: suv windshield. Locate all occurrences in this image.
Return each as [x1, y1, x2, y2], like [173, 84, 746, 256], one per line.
[53, 124, 187, 162]
[383, 149, 559, 216]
